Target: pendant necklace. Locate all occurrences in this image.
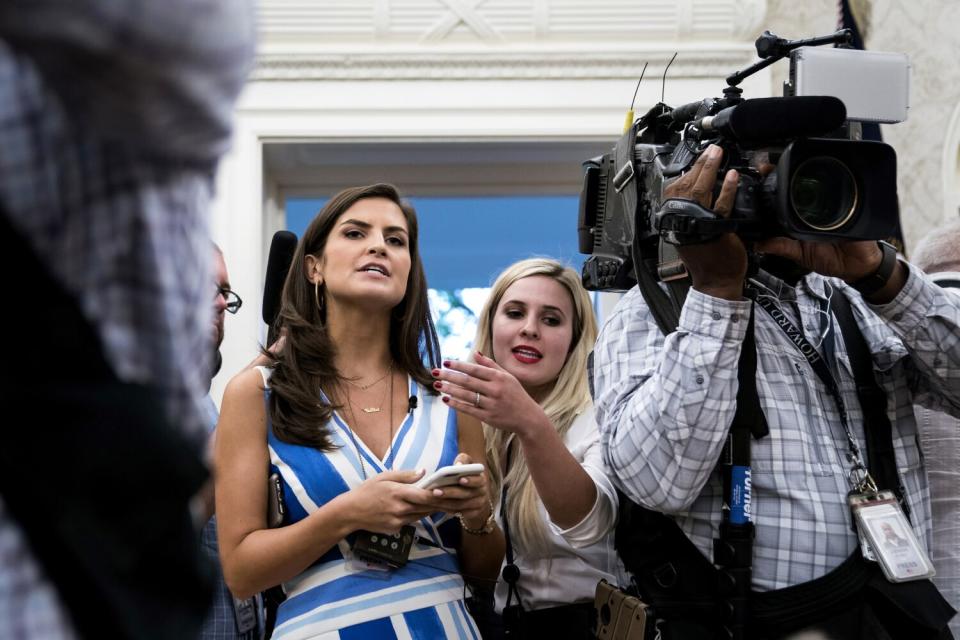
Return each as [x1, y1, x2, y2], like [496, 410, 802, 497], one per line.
[340, 371, 397, 475]
[353, 363, 392, 413]
[344, 366, 392, 392]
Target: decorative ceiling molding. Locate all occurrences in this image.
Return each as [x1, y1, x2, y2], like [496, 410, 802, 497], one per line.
[257, 0, 767, 43]
[253, 0, 768, 81]
[422, 0, 504, 43]
[252, 49, 758, 81]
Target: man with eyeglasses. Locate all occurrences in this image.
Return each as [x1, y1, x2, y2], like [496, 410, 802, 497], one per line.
[211, 244, 243, 382]
[200, 245, 264, 640]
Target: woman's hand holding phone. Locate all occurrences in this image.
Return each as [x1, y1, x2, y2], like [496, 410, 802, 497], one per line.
[344, 457, 491, 534]
[415, 463, 484, 489]
[343, 468, 435, 535]
[413, 454, 492, 527]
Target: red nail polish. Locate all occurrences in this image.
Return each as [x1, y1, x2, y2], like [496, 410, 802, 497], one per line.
[433, 381, 442, 390]
[431, 369, 440, 377]
[442, 360, 451, 368]
[442, 396, 450, 404]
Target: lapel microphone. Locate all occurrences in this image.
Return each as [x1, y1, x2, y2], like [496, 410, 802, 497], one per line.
[408, 396, 417, 413]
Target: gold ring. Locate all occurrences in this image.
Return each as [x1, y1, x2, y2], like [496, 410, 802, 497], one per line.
[474, 391, 481, 408]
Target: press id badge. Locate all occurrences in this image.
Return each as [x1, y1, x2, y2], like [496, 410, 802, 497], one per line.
[849, 491, 935, 583]
[231, 596, 258, 635]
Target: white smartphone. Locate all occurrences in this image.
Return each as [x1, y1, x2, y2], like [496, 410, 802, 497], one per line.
[415, 463, 484, 490]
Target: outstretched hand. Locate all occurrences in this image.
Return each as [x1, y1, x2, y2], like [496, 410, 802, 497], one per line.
[431, 353, 549, 438]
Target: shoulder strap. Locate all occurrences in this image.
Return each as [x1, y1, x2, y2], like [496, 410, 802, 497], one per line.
[830, 292, 909, 518]
[633, 243, 682, 335]
[732, 303, 769, 441]
[613, 123, 639, 222]
[714, 306, 767, 640]
[616, 299, 767, 639]
[616, 121, 687, 334]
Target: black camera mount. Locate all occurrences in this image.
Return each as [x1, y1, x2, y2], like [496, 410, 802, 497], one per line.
[725, 29, 853, 89]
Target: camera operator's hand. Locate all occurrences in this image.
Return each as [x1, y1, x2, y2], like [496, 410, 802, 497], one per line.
[665, 144, 745, 300]
[754, 237, 907, 304]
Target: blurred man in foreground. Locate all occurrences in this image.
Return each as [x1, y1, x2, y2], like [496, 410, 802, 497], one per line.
[0, 2, 254, 638]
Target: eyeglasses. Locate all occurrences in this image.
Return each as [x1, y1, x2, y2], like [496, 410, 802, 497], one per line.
[215, 286, 243, 314]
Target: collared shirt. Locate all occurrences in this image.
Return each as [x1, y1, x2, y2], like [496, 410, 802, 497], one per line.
[0, 2, 254, 636]
[592, 263, 960, 591]
[915, 273, 960, 637]
[493, 407, 629, 612]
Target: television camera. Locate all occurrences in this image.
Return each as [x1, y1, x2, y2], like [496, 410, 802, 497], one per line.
[578, 29, 910, 293]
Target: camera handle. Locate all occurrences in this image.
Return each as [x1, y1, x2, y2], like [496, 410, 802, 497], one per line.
[654, 198, 762, 246]
[726, 29, 853, 87]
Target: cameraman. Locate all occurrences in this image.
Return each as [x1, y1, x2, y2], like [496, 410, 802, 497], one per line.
[592, 145, 959, 639]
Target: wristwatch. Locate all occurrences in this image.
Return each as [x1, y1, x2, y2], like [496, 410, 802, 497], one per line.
[459, 500, 496, 535]
[850, 241, 898, 297]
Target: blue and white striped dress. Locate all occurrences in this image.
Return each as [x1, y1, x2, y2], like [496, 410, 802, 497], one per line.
[258, 367, 480, 640]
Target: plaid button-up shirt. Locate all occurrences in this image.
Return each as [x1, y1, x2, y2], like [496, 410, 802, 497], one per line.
[592, 264, 960, 591]
[0, 2, 254, 636]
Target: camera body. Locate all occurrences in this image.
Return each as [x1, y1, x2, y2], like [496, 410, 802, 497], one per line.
[579, 38, 910, 292]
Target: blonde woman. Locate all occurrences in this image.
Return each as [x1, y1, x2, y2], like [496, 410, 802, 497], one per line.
[433, 258, 627, 639]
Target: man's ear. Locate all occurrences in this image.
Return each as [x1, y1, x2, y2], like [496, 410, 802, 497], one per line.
[303, 253, 323, 284]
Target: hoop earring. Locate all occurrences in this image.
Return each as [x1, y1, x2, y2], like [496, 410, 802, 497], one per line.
[314, 281, 324, 315]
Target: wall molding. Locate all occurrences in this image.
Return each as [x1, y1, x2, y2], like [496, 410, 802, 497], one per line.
[257, 0, 767, 43]
[254, 0, 768, 81]
[253, 48, 758, 81]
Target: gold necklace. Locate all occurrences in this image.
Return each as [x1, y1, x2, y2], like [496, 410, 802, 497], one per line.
[339, 372, 396, 477]
[343, 367, 391, 391]
[344, 363, 393, 413]
[362, 378, 390, 414]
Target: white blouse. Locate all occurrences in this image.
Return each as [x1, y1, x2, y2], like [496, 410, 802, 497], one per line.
[494, 406, 630, 612]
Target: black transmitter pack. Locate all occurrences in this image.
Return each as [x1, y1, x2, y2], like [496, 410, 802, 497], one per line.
[352, 526, 416, 569]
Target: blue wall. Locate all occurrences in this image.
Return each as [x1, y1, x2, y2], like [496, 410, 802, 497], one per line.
[286, 195, 583, 290]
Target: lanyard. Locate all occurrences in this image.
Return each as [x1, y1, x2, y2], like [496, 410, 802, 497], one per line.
[499, 440, 524, 613]
[750, 290, 878, 495]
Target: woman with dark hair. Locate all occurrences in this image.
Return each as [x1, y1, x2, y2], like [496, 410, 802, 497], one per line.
[215, 184, 504, 639]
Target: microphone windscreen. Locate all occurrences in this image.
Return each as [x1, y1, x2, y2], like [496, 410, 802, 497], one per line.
[728, 96, 847, 144]
[262, 230, 298, 326]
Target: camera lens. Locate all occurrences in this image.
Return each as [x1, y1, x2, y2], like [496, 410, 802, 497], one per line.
[789, 157, 858, 231]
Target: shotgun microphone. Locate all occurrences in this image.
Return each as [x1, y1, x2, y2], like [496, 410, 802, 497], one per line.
[262, 230, 298, 345]
[699, 96, 847, 145]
